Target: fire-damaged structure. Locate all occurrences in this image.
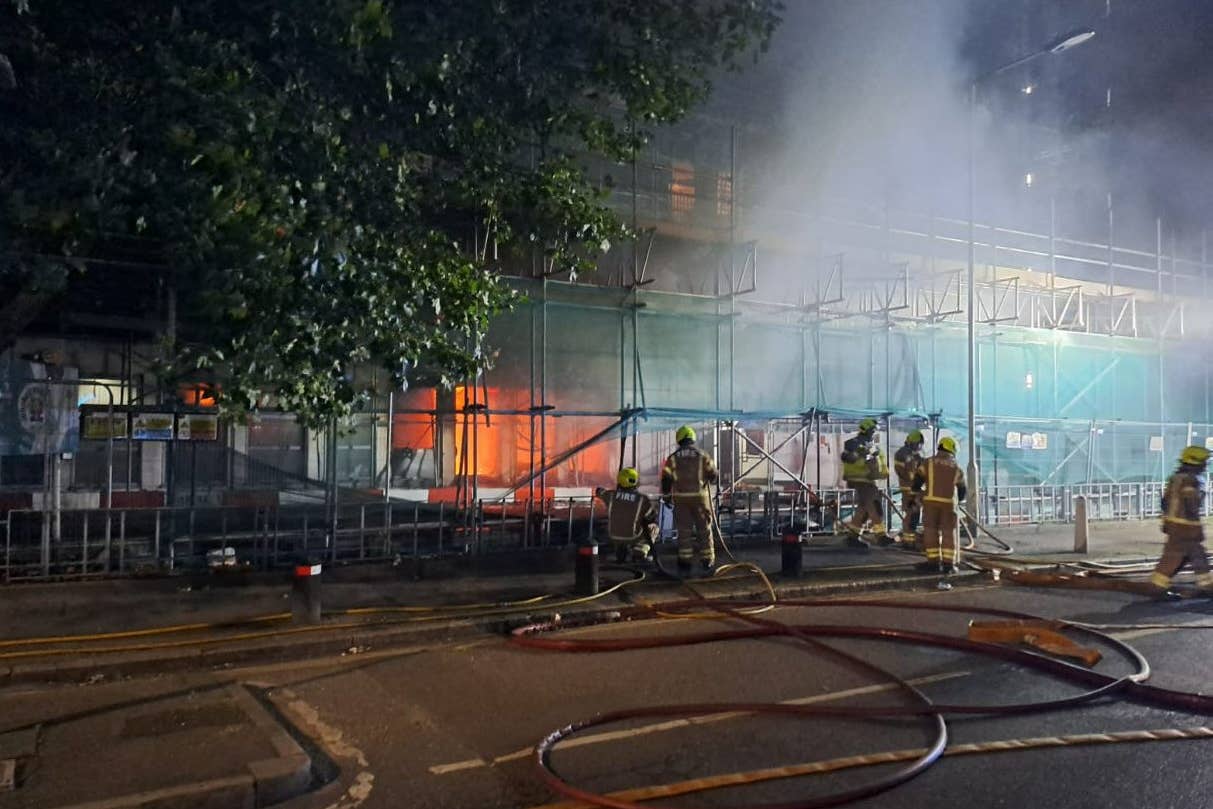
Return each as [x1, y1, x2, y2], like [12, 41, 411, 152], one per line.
[4, 1, 1213, 580]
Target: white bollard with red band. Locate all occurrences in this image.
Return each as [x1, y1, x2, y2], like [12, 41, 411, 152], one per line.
[293, 562, 322, 624]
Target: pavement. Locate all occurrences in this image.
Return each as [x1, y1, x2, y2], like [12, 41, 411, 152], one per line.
[0, 518, 1204, 809]
[0, 681, 316, 809]
[0, 519, 1183, 687]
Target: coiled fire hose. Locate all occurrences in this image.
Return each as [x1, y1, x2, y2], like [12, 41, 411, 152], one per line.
[511, 596, 1212, 809]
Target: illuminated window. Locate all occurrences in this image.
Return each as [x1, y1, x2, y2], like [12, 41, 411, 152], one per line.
[77, 379, 132, 407]
[670, 162, 695, 219]
[178, 383, 218, 408]
[716, 172, 733, 218]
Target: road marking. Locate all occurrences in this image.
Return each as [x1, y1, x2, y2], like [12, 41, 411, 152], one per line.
[1110, 617, 1213, 641]
[428, 758, 490, 774]
[426, 670, 970, 775]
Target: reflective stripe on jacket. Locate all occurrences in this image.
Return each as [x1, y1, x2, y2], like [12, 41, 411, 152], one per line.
[842, 435, 887, 483]
[894, 444, 923, 489]
[1162, 470, 1204, 529]
[915, 452, 964, 506]
[662, 445, 717, 497]
[600, 489, 657, 542]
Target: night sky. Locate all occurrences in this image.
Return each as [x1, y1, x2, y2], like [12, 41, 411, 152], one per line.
[703, 0, 1213, 252]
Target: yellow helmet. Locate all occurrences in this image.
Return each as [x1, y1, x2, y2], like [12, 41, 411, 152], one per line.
[1180, 445, 1210, 467]
[616, 467, 639, 488]
[938, 436, 958, 454]
[906, 429, 924, 445]
[858, 418, 878, 433]
[676, 425, 696, 444]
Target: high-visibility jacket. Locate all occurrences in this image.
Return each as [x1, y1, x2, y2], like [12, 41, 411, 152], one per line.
[912, 452, 966, 507]
[894, 444, 924, 490]
[841, 434, 887, 483]
[1162, 468, 1205, 539]
[598, 488, 658, 542]
[661, 444, 717, 499]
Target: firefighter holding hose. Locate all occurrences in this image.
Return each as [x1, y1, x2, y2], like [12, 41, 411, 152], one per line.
[840, 418, 889, 546]
[1150, 445, 1213, 599]
[913, 436, 966, 573]
[894, 429, 926, 546]
[661, 425, 718, 575]
[595, 467, 659, 564]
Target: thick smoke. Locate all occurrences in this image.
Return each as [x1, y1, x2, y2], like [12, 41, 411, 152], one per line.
[696, 0, 1213, 282]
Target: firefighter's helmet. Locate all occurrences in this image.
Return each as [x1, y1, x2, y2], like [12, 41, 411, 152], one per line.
[906, 429, 924, 445]
[616, 467, 639, 488]
[858, 418, 878, 433]
[1179, 445, 1210, 467]
[938, 436, 958, 455]
[676, 425, 696, 444]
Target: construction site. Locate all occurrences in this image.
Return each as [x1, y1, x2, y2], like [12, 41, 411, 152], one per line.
[9, 3, 1213, 809]
[2, 106, 1211, 579]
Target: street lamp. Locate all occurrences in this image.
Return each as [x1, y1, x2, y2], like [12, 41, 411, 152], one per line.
[966, 28, 1095, 524]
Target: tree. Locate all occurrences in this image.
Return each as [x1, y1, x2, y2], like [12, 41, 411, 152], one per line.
[0, 0, 782, 426]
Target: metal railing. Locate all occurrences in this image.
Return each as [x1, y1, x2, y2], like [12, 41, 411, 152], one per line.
[977, 481, 1201, 527]
[2, 488, 839, 581]
[4, 480, 1207, 581]
[2, 501, 455, 582]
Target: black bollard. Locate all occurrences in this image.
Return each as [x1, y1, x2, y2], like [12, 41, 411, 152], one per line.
[574, 543, 599, 596]
[781, 530, 803, 578]
[292, 561, 322, 624]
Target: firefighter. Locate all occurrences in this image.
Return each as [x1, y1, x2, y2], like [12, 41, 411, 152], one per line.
[661, 425, 718, 575]
[595, 467, 659, 563]
[840, 418, 888, 546]
[1149, 445, 1213, 599]
[894, 430, 926, 546]
[912, 436, 966, 573]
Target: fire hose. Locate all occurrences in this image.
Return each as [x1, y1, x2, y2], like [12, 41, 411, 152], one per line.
[512, 595, 1213, 809]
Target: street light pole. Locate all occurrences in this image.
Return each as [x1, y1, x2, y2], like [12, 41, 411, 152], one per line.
[966, 78, 978, 524]
[965, 28, 1094, 525]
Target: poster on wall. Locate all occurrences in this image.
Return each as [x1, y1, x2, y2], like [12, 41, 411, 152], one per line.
[178, 413, 219, 441]
[80, 409, 129, 440]
[132, 412, 175, 441]
[1031, 433, 1048, 450]
[1005, 431, 1022, 449]
[1149, 435, 1165, 452]
[1206, 436, 1213, 452]
[0, 357, 80, 456]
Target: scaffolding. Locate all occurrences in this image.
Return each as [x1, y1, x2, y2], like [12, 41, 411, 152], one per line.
[385, 122, 1212, 532]
[5, 122, 1213, 580]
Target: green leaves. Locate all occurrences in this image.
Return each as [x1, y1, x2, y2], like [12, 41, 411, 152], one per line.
[1, 0, 780, 427]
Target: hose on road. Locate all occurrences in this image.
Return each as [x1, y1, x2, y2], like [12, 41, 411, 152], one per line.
[513, 594, 1213, 809]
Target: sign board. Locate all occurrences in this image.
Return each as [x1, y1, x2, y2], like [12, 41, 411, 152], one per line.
[132, 412, 175, 441]
[1149, 435, 1165, 452]
[81, 410, 128, 440]
[1005, 431, 1021, 449]
[1031, 432, 1048, 450]
[178, 413, 219, 441]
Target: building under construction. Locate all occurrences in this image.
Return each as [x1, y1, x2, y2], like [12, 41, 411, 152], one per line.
[3, 110, 1210, 580]
[3, 1, 1212, 578]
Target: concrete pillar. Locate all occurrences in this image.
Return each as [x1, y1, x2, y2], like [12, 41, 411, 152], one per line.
[141, 442, 165, 490]
[306, 428, 325, 482]
[230, 423, 249, 487]
[1073, 495, 1089, 553]
[374, 412, 391, 489]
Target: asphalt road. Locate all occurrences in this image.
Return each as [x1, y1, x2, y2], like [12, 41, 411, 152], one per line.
[4, 582, 1213, 809]
[258, 583, 1213, 809]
